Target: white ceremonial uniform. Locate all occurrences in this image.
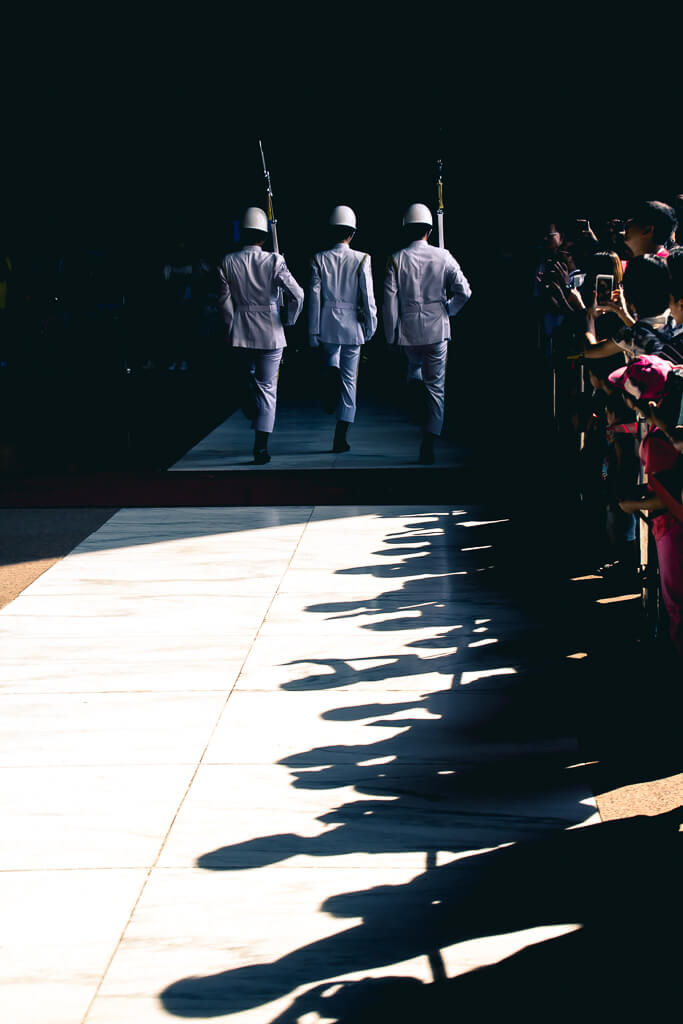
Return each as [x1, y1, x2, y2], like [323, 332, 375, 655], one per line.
[383, 239, 471, 434]
[218, 245, 304, 433]
[309, 243, 377, 423]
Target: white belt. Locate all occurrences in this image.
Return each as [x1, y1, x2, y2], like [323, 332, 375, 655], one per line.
[236, 303, 278, 312]
[402, 299, 445, 313]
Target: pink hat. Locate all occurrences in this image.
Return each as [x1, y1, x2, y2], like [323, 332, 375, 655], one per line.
[608, 355, 672, 401]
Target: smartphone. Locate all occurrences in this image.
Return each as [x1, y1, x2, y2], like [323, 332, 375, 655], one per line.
[595, 274, 613, 306]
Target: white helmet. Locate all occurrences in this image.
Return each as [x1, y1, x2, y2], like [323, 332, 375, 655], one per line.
[329, 205, 357, 230]
[242, 207, 269, 232]
[402, 203, 433, 227]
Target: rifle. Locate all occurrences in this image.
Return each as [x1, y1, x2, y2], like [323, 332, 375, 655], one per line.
[436, 158, 445, 248]
[258, 139, 279, 254]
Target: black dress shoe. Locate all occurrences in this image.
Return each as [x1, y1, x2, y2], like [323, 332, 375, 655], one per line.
[253, 449, 271, 465]
[332, 439, 351, 453]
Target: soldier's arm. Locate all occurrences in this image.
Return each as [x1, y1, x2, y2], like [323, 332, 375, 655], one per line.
[359, 255, 378, 341]
[308, 256, 322, 346]
[383, 257, 399, 344]
[216, 263, 234, 335]
[444, 254, 472, 316]
[275, 255, 305, 326]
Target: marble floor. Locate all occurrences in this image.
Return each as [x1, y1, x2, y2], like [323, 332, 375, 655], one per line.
[170, 401, 467, 471]
[0, 505, 599, 1023]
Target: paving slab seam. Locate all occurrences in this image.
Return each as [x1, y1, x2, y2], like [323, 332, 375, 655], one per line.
[79, 505, 316, 1024]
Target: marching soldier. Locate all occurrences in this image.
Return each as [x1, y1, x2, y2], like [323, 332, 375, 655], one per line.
[383, 203, 471, 464]
[309, 206, 377, 452]
[218, 207, 304, 464]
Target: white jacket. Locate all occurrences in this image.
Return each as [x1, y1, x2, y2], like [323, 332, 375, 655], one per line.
[218, 245, 304, 350]
[309, 243, 377, 345]
[383, 240, 471, 346]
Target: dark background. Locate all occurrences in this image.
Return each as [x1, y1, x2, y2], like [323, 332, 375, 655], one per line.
[5, 8, 679, 260]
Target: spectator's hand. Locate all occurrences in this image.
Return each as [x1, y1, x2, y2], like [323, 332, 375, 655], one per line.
[579, 221, 599, 244]
[309, 335, 321, 348]
[546, 280, 573, 313]
[547, 260, 570, 289]
[566, 288, 585, 312]
[596, 286, 632, 324]
[594, 286, 617, 310]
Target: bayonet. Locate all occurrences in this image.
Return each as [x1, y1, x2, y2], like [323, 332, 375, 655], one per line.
[436, 158, 445, 248]
[258, 139, 279, 254]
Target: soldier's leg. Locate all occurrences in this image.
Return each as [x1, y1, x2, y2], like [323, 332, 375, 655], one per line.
[337, 345, 361, 423]
[321, 343, 342, 415]
[252, 348, 283, 463]
[233, 350, 258, 421]
[404, 347, 429, 426]
[331, 345, 361, 453]
[420, 341, 448, 435]
[405, 347, 424, 383]
[417, 341, 448, 464]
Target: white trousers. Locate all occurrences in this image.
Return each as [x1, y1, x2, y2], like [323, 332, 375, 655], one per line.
[405, 340, 448, 435]
[242, 348, 283, 433]
[322, 343, 362, 423]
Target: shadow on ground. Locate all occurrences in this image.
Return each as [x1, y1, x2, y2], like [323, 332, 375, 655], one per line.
[158, 511, 682, 1021]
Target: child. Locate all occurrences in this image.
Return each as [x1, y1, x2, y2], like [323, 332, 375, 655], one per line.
[609, 358, 683, 657]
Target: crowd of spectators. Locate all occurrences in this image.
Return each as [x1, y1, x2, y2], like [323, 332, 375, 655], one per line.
[535, 199, 683, 660]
